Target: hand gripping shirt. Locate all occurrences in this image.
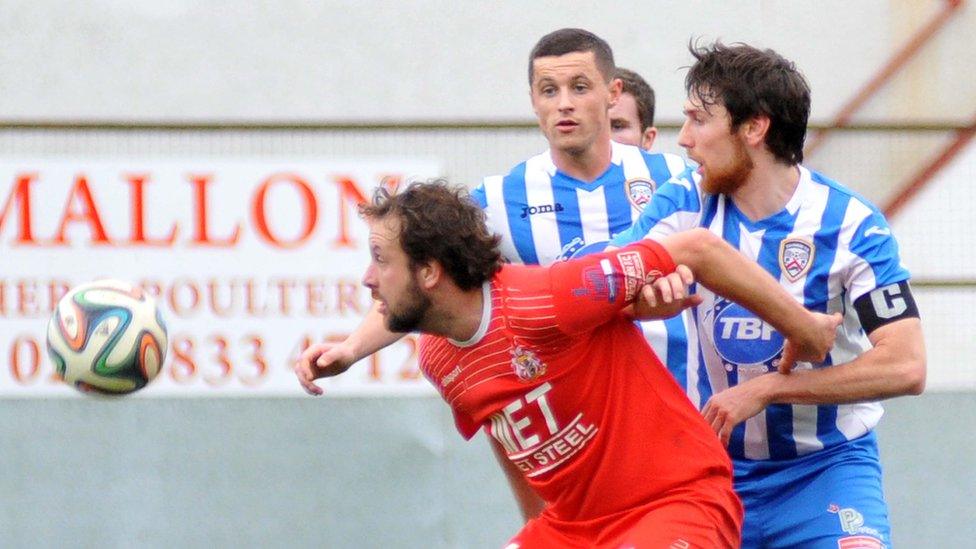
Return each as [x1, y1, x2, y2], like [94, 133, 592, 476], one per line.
[611, 166, 912, 461]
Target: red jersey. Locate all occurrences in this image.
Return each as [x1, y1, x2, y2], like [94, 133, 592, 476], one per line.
[419, 241, 740, 545]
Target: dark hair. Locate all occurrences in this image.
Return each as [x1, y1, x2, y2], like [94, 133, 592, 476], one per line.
[615, 67, 656, 130]
[685, 41, 810, 165]
[360, 180, 502, 291]
[528, 28, 615, 85]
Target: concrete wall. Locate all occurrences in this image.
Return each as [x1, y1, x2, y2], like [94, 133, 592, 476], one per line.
[1, 393, 972, 548]
[1, 1, 974, 124]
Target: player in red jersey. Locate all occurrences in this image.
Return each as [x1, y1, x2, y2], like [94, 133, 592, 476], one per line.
[296, 180, 840, 548]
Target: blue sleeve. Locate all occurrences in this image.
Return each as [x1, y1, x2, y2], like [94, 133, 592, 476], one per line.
[643, 151, 691, 183]
[847, 210, 911, 299]
[610, 169, 702, 246]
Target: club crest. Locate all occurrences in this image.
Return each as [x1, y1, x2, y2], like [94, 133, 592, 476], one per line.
[511, 345, 546, 382]
[779, 238, 814, 282]
[625, 178, 656, 210]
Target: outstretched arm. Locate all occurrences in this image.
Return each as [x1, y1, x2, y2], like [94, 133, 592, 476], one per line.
[551, 235, 836, 362]
[294, 302, 405, 395]
[657, 228, 840, 367]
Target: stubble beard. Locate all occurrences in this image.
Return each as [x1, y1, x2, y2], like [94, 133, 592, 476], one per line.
[700, 136, 754, 196]
[553, 133, 589, 159]
[385, 282, 432, 333]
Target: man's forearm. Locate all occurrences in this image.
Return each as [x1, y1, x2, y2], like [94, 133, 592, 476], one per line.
[346, 302, 407, 360]
[661, 229, 813, 340]
[760, 318, 926, 404]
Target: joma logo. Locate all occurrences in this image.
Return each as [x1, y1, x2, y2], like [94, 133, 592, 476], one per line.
[520, 203, 564, 218]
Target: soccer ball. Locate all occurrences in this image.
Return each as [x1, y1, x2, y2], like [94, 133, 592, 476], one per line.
[46, 279, 168, 395]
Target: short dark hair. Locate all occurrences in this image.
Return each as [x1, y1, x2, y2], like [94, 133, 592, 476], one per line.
[528, 28, 615, 85]
[359, 180, 502, 291]
[685, 41, 810, 165]
[615, 67, 656, 130]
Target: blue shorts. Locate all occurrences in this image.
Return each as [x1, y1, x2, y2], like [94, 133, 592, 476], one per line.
[734, 431, 890, 548]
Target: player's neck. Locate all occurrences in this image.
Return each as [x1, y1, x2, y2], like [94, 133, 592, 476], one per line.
[423, 286, 486, 342]
[731, 160, 801, 222]
[551, 136, 613, 182]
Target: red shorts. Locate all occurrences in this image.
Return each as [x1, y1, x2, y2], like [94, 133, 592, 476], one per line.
[505, 488, 742, 549]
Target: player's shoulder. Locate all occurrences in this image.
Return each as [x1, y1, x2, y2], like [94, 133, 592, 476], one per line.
[615, 142, 691, 180]
[417, 333, 453, 365]
[494, 263, 536, 290]
[495, 264, 554, 306]
[639, 149, 689, 170]
[805, 167, 887, 222]
[472, 154, 521, 207]
[480, 149, 552, 189]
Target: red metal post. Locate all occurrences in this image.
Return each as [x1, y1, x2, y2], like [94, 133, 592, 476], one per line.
[884, 116, 976, 219]
[804, 0, 964, 158]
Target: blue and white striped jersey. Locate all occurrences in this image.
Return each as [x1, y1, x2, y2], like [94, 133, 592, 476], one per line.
[611, 165, 911, 460]
[470, 141, 694, 386]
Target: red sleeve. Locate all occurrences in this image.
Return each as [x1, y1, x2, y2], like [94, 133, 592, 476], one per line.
[548, 240, 676, 335]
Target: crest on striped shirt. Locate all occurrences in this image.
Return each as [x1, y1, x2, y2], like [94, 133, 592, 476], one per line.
[511, 345, 546, 382]
[779, 237, 815, 282]
[625, 178, 656, 211]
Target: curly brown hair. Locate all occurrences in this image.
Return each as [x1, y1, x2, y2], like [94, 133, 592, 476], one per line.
[359, 180, 502, 291]
[686, 40, 810, 165]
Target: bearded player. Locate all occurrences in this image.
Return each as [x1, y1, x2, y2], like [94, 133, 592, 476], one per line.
[612, 42, 926, 548]
[298, 180, 841, 547]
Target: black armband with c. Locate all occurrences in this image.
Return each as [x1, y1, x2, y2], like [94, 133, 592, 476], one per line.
[853, 280, 919, 334]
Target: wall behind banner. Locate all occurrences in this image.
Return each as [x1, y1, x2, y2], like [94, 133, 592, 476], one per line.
[0, 394, 972, 548]
[2, 2, 974, 125]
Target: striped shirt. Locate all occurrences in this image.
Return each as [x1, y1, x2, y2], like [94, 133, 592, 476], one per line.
[612, 165, 911, 460]
[470, 141, 694, 386]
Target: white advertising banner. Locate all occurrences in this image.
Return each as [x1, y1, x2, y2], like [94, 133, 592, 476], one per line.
[0, 158, 441, 397]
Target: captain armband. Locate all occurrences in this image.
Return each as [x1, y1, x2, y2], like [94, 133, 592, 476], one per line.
[853, 280, 920, 334]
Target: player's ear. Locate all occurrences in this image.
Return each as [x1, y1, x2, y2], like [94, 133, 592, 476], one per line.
[607, 77, 623, 107]
[641, 126, 658, 151]
[741, 114, 771, 147]
[418, 260, 442, 290]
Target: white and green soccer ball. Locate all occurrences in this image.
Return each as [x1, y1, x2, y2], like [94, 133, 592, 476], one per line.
[46, 279, 168, 395]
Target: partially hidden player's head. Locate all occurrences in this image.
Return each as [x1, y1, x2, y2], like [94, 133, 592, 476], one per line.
[678, 40, 811, 194]
[610, 67, 657, 151]
[359, 180, 502, 333]
[528, 28, 622, 158]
